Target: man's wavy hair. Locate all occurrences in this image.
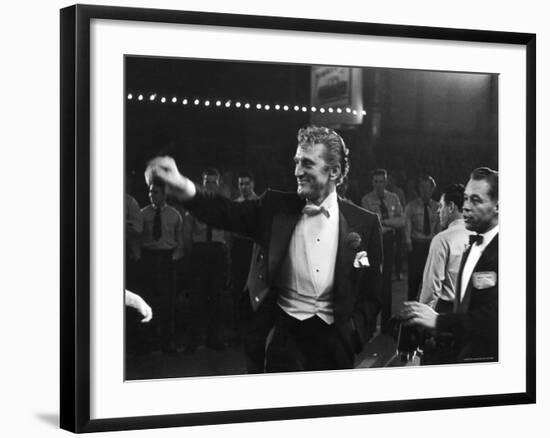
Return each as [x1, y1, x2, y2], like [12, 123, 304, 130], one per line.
[297, 125, 350, 185]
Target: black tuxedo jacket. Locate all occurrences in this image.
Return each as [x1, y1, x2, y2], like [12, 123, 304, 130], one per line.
[185, 188, 383, 355]
[437, 234, 498, 362]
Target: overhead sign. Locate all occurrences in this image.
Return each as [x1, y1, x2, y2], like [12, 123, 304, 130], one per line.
[310, 66, 364, 126]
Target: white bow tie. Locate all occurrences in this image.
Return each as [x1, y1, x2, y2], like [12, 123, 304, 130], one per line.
[302, 204, 330, 218]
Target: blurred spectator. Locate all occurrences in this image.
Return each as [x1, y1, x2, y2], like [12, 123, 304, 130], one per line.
[418, 184, 470, 311]
[361, 169, 404, 329]
[185, 168, 230, 352]
[125, 175, 144, 357]
[404, 175, 440, 300]
[125, 192, 142, 287]
[229, 172, 260, 343]
[140, 179, 184, 355]
[125, 171, 143, 288]
[387, 173, 406, 281]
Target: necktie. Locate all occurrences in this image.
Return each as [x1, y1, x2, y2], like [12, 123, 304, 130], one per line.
[302, 204, 330, 218]
[153, 207, 162, 240]
[379, 195, 389, 220]
[469, 234, 484, 245]
[206, 225, 213, 242]
[423, 202, 431, 236]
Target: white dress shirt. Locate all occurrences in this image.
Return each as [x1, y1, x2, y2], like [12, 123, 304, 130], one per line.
[140, 203, 184, 256]
[460, 224, 499, 302]
[277, 190, 339, 324]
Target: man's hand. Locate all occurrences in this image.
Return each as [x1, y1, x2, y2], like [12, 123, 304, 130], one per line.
[397, 301, 438, 330]
[144, 156, 196, 201]
[125, 290, 153, 323]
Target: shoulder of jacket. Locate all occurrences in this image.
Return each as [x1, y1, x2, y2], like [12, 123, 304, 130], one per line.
[262, 189, 301, 204]
[340, 197, 377, 221]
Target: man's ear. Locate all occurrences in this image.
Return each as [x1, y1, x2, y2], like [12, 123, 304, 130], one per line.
[329, 165, 341, 182]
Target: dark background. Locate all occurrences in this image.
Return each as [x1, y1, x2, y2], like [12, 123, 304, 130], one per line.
[125, 56, 498, 204]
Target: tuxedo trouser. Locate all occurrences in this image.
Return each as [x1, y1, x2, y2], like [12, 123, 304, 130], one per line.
[238, 291, 277, 374]
[265, 306, 354, 372]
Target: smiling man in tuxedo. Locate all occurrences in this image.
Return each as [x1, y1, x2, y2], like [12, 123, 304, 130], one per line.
[145, 126, 383, 372]
[399, 167, 499, 363]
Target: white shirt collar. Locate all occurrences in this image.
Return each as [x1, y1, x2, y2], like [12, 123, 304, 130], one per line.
[320, 189, 338, 210]
[304, 189, 338, 216]
[472, 223, 499, 248]
[479, 223, 499, 242]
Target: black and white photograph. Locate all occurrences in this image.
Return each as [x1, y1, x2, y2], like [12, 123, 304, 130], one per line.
[123, 56, 499, 380]
[51, 2, 538, 434]
[3, 0, 548, 436]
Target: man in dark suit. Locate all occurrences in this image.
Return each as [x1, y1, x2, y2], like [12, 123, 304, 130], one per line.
[398, 167, 498, 363]
[145, 126, 383, 372]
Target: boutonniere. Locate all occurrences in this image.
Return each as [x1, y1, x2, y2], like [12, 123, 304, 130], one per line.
[345, 232, 362, 250]
[353, 251, 370, 268]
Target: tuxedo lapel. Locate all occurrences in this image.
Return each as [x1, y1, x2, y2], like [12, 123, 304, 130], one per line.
[333, 202, 356, 318]
[458, 235, 499, 312]
[454, 244, 472, 312]
[268, 210, 302, 277]
[335, 210, 354, 284]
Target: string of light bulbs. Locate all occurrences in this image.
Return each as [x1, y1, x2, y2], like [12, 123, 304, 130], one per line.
[126, 92, 367, 116]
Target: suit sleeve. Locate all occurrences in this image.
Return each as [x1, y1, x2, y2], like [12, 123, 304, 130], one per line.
[183, 186, 264, 242]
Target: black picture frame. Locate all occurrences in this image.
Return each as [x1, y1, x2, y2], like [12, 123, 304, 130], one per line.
[60, 4, 536, 433]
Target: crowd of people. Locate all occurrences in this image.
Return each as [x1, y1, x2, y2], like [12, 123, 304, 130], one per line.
[125, 125, 499, 372]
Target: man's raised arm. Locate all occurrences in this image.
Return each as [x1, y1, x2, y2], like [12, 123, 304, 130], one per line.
[145, 156, 263, 241]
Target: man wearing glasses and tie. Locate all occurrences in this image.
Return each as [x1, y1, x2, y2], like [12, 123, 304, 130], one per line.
[399, 167, 499, 364]
[145, 125, 383, 372]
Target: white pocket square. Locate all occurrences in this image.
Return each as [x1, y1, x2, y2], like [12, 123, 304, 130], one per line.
[472, 271, 497, 290]
[353, 251, 370, 268]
